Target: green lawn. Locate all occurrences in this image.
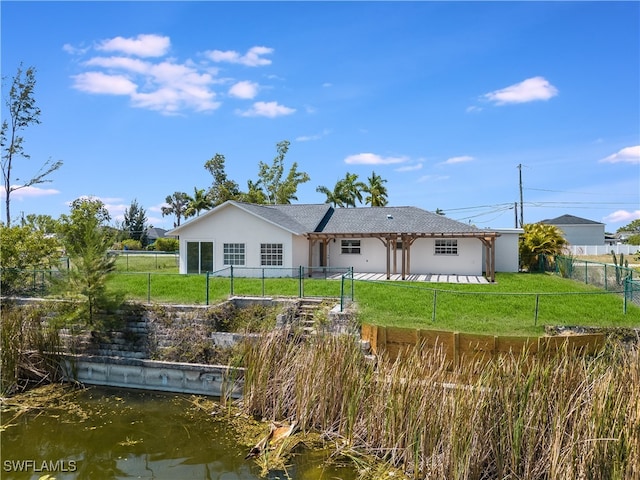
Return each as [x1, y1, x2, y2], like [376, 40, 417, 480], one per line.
[105, 271, 640, 336]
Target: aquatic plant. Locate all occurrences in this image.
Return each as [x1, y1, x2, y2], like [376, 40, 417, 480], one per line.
[242, 331, 640, 479]
[1, 302, 64, 395]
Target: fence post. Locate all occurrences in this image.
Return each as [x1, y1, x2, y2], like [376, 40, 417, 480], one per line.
[534, 294, 540, 325]
[623, 277, 628, 314]
[262, 268, 265, 297]
[298, 265, 303, 298]
[147, 273, 151, 303]
[604, 264, 608, 291]
[350, 266, 354, 301]
[206, 271, 210, 305]
[230, 265, 234, 296]
[432, 290, 437, 323]
[584, 261, 588, 284]
[340, 274, 345, 312]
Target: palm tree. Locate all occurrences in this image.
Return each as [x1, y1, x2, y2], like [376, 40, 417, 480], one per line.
[241, 180, 267, 204]
[184, 187, 214, 218]
[363, 171, 388, 207]
[316, 183, 347, 207]
[519, 223, 568, 272]
[161, 191, 190, 227]
[340, 172, 366, 207]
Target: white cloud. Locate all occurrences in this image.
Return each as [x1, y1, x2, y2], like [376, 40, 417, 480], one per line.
[85, 56, 150, 74]
[599, 145, 640, 164]
[238, 101, 295, 118]
[207, 46, 273, 67]
[344, 153, 408, 165]
[395, 163, 423, 172]
[72, 56, 220, 114]
[97, 34, 170, 58]
[483, 76, 558, 105]
[441, 155, 474, 165]
[466, 105, 482, 113]
[228, 80, 259, 99]
[72, 72, 138, 95]
[0, 185, 60, 200]
[67, 36, 278, 115]
[603, 209, 640, 224]
[296, 129, 331, 142]
[418, 175, 450, 183]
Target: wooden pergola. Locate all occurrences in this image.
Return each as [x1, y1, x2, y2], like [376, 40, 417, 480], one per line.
[306, 231, 501, 283]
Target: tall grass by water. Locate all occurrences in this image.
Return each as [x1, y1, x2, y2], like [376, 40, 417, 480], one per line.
[242, 332, 639, 479]
[0, 303, 64, 395]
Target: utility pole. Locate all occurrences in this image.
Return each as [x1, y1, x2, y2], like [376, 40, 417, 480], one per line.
[517, 164, 524, 227]
[514, 202, 518, 228]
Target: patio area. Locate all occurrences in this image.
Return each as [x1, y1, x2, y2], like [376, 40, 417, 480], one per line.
[329, 272, 490, 284]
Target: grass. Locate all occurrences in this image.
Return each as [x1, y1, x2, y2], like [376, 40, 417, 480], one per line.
[104, 271, 640, 336]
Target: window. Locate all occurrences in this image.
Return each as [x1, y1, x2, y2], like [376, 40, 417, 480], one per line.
[223, 243, 245, 265]
[341, 239, 361, 254]
[186, 241, 213, 274]
[261, 243, 283, 266]
[435, 239, 458, 255]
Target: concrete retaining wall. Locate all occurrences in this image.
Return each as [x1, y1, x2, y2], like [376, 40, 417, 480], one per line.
[62, 355, 243, 398]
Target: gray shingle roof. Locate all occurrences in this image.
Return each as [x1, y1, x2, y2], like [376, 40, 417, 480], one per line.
[321, 206, 482, 234]
[232, 202, 332, 234]
[232, 201, 482, 234]
[539, 214, 604, 226]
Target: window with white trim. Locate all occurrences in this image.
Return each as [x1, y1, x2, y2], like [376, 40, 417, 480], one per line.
[261, 243, 283, 266]
[435, 239, 458, 255]
[223, 243, 245, 265]
[341, 239, 361, 254]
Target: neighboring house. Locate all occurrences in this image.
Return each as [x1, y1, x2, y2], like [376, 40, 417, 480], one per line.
[146, 227, 167, 242]
[539, 214, 605, 246]
[167, 201, 508, 282]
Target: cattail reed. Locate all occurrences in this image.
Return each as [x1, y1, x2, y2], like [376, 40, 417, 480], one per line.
[242, 330, 640, 479]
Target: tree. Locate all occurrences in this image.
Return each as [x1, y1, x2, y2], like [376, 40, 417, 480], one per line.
[519, 223, 568, 272]
[618, 219, 640, 234]
[1, 65, 62, 226]
[363, 171, 388, 207]
[122, 199, 148, 245]
[162, 191, 190, 227]
[21, 213, 58, 233]
[240, 180, 267, 204]
[0, 224, 60, 294]
[257, 140, 310, 204]
[56, 198, 118, 325]
[204, 154, 240, 206]
[339, 172, 366, 207]
[316, 183, 348, 208]
[185, 187, 214, 218]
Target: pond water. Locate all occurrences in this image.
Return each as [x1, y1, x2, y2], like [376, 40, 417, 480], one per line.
[1, 385, 358, 480]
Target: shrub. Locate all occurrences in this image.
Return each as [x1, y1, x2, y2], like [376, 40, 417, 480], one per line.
[122, 239, 142, 251]
[153, 237, 179, 252]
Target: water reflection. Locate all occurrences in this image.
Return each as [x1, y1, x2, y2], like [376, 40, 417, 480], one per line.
[1, 386, 357, 480]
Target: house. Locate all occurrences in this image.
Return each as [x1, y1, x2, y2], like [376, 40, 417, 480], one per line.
[539, 214, 605, 246]
[167, 200, 508, 282]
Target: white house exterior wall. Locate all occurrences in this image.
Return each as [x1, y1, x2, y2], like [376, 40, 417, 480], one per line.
[324, 237, 482, 275]
[292, 235, 309, 270]
[488, 229, 522, 272]
[176, 206, 295, 274]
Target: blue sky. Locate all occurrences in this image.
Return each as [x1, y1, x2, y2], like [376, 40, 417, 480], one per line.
[2, 1, 639, 233]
